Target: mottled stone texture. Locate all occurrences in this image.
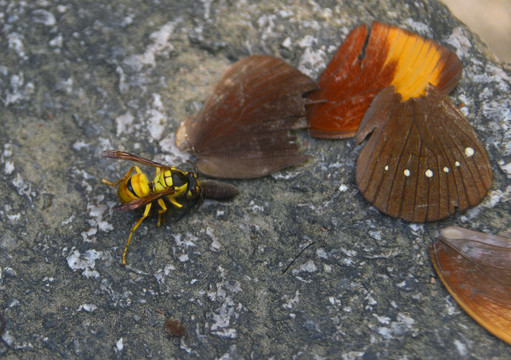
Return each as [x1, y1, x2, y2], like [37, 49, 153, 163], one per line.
[0, 0, 510, 359]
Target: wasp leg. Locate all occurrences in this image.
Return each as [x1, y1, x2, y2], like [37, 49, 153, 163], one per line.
[157, 198, 167, 227]
[102, 166, 142, 186]
[122, 201, 152, 265]
[169, 197, 183, 209]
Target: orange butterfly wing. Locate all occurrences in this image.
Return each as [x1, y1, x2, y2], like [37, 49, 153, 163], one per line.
[307, 21, 462, 139]
[430, 226, 511, 345]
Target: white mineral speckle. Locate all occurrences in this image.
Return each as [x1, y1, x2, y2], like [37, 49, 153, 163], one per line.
[257, 14, 278, 42]
[248, 200, 264, 212]
[115, 337, 124, 352]
[49, 33, 63, 48]
[115, 111, 134, 136]
[5, 72, 35, 105]
[81, 197, 113, 242]
[403, 18, 431, 37]
[445, 27, 472, 58]
[297, 34, 315, 48]
[282, 36, 292, 49]
[7, 213, 21, 222]
[72, 140, 89, 151]
[369, 231, 382, 241]
[501, 162, 511, 177]
[12, 173, 34, 199]
[298, 46, 326, 78]
[172, 232, 198, 247]
[207, 273, 243, 338]
[376, 313, 417, 340]
[373, 314, 391, 325]
[7, 33, 27, 60]
[124, 21, 178, 70]
[317, 248, 328, 259]
[453, 339, 467, 357]
[207, 227, 221, 251]
[4, 160, 14, 175]
[282, 290, 300, 310]
[158, 133, 192, 164]
[78, 304, 98, 312]
[298, 260, 317, 273]
[146, 93, 167, 141]
[32, 9, 56, 26]
[56, 5, 68, 13]
[338, 184, 348, 192]
[66, 248, 103, 278]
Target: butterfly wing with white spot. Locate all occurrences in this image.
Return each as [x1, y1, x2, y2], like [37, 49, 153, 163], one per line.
[356, 85, 492, 222]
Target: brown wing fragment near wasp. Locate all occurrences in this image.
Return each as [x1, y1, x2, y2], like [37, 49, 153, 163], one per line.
[430, 226, 511, 345]
[176, 55, 319, 178]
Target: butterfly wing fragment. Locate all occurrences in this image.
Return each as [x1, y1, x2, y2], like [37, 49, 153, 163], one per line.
[355, 85, 492, 222]
[430, 226, 511, 345]
[176, 55, 319, 178]
[307, 21, 462, 139]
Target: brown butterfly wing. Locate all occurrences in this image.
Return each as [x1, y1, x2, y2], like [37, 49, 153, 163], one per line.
[430, 226, 511, 345]
[355, 85, 492, 222]
[177, 55, 318, 178]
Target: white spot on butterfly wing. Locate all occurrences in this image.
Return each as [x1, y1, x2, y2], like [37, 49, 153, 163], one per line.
[465, 147, 475, 157]
[425, 169, 433, 178]
[404, 169, 411, 177]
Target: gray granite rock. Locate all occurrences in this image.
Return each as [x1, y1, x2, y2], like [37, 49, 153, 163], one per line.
[1, 0, 510, 359]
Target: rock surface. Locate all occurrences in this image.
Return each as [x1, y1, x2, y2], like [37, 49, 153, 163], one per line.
[0, 0, 510, 358]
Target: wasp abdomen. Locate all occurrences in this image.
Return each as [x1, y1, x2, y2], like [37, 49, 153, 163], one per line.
[118, 173, 150, 203]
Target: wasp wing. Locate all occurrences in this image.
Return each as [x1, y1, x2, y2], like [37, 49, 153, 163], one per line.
[113, 187, 177, 212]
[102, 150, 169, 169]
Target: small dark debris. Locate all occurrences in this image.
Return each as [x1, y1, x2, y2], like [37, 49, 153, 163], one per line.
[165, 318, 186, 338]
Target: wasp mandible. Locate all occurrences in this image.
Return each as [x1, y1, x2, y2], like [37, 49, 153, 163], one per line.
[101, 150, 202, 265]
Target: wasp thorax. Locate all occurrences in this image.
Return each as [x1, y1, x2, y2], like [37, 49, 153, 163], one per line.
[153, 168, 189, 196]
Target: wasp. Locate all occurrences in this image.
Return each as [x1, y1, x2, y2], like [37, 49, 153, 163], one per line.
[101, 150, 202, 265]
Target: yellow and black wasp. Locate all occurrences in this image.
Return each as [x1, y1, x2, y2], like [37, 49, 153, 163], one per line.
[101, 150, 238, 265]
[101, 150, 202, 265]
